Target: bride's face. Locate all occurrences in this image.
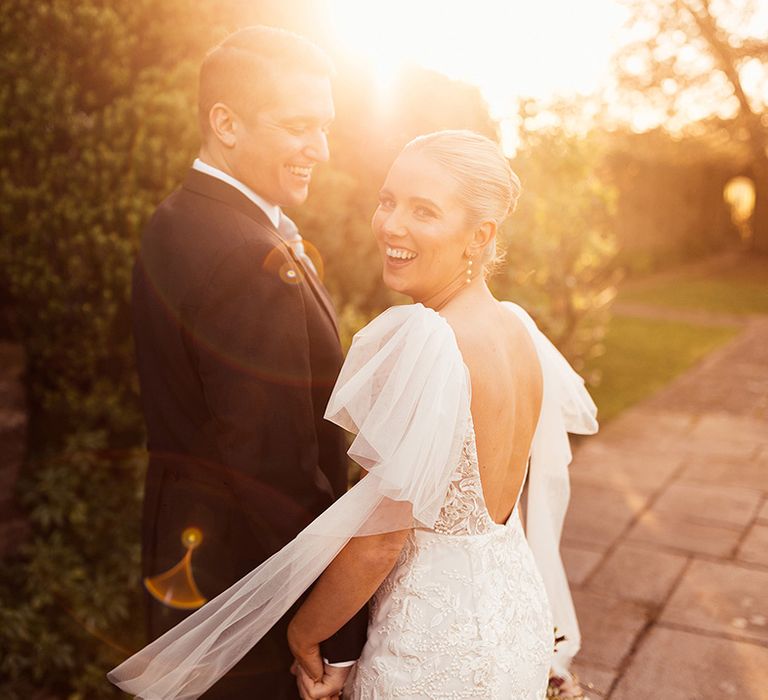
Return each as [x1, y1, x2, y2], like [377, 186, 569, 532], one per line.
[373, 150, 473, 301]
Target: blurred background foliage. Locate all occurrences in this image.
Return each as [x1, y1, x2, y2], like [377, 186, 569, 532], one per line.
[0, 0, 763, 697]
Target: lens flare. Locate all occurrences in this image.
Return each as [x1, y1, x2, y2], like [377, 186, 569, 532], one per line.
[144, 527, 207, 610]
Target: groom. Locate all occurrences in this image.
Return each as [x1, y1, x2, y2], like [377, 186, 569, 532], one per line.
[131, 26, 367, 698]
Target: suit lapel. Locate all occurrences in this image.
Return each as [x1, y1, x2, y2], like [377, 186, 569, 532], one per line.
[182, 168, 340, 337]
[182, 169, 276, 230]
[286, 247, 340, 337]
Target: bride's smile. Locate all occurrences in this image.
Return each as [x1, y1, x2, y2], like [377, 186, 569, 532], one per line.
[373, 149, 479, 302]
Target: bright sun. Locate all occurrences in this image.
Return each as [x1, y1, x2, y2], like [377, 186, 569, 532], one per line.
[328, 0, 629, 123]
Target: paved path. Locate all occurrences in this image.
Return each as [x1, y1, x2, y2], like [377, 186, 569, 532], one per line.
[564, 315, 768, 699]
[611, 301, 751, 328]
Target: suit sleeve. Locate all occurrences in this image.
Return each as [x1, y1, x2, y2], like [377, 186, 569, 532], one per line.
[194, 237, 333, 552]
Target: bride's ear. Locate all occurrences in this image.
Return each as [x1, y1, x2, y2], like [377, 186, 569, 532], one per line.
[466, 220, 496, 259]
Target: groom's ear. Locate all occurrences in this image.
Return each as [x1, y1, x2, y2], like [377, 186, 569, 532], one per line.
[208, 103, 237, 149]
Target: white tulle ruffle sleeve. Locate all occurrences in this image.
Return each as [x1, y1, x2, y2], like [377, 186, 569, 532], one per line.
[504, 302, 598, 675]
[107, 304, 471, 699]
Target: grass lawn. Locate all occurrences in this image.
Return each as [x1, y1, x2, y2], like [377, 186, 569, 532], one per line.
[619, 256, 768, 315]
[586, 315, 740, 423]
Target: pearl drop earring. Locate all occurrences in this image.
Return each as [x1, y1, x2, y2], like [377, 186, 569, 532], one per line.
[466, 256, 473, 285]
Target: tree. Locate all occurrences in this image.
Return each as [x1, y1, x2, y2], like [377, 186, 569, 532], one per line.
[493, 120, 620, 373]
[614, 0, 768, 252]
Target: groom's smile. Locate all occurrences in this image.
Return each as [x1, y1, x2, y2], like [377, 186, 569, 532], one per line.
[230, 69, 335, 208]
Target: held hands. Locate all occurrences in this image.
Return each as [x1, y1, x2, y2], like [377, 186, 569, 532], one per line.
[287, 622, 352, 700]
[290, 657, 351, 700]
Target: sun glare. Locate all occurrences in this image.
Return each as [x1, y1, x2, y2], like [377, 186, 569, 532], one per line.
[328, 0, 629, 149]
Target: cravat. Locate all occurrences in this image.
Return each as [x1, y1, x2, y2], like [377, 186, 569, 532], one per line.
[276, 212, 338, 336]
[277, 213, 318, 275]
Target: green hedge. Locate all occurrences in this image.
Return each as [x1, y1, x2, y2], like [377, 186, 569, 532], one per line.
[0, 2, 219, 696]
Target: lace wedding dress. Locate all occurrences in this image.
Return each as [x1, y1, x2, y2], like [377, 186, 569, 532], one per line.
[108, 302, 596, 700]
[347, 418, 552, 699]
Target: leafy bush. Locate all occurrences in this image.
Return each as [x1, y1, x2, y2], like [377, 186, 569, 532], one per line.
[493, 127, 620, 373]
[0, 1, 218, 696]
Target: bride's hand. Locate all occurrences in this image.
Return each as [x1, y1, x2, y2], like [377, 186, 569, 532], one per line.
[287, 619, 324, 679]
[290, 659, 351, 700]
[288, 620, 340, 699]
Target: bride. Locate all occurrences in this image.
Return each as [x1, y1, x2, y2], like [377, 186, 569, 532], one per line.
[109, 130, 597, 700]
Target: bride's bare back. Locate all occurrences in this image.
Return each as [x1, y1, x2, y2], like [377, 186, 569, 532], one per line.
[441, 298, 543, 525]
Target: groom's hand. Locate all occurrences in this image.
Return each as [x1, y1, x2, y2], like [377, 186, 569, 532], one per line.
[291, 660, 352, 700]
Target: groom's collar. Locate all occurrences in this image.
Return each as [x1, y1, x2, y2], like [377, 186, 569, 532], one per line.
[182, 168, 279, 234]
[191, 159, 281, 228]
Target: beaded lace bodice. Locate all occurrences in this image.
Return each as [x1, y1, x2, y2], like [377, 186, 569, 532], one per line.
[432, 418, 496, 536]
[347, 419, 553, 700]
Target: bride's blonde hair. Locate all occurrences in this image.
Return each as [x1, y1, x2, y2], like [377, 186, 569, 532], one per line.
[401, 130, 521, 270]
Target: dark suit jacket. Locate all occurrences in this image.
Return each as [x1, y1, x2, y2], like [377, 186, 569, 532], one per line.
[132, 169, 367, 698]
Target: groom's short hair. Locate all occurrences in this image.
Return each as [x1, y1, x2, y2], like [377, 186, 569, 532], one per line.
[198, 25, 334, 138]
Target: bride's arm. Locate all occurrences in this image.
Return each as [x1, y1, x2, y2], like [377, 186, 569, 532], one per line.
[287, 528, 410, 673]
[287, 305, 470, 692]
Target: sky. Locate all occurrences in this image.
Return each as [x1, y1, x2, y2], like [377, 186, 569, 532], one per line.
[328, 0, 631, 145]
[326, 0, 768, 151]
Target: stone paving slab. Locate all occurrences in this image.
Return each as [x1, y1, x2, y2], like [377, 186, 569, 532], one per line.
[602, 407, 698, 434]
[588, 409, 696, 450]
[587, 543, 688, 607]
[689, 412, 768, 447]
[676, 435, 760, 461]
[660, 559, 768, 644]
[564, 483, 648, 550]
[572, 590, 649, 670]
[737, 524, 768, 567]
[626, 510, 743, 557]
[570, 444, 682, 494]
[571, 662, 616, 699]
[649, 481, 762, 527]
[612, 627, 768, 700]
[679, 451, 768, 492]
[757, 499, 768, 522]
[562, 545, 603, 586]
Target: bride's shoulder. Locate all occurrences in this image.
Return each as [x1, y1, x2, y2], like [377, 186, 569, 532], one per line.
[499, 300, 540, 331]
[341, 303, 462, 378]
[353, 303, 449, 342]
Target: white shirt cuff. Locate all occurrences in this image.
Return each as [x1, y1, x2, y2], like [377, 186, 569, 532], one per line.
[323, 658, 357, 668]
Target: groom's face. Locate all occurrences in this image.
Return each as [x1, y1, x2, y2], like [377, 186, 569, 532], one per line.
[231, 70, 334, 207]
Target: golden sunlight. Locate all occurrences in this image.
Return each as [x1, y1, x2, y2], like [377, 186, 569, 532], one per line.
[328, 0, 629, 131]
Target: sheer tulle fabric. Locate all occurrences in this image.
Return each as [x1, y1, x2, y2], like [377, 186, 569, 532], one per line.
[108, 302, 596, 698]
[503, 302, 598, 674]
[108, 305, 471, 699]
